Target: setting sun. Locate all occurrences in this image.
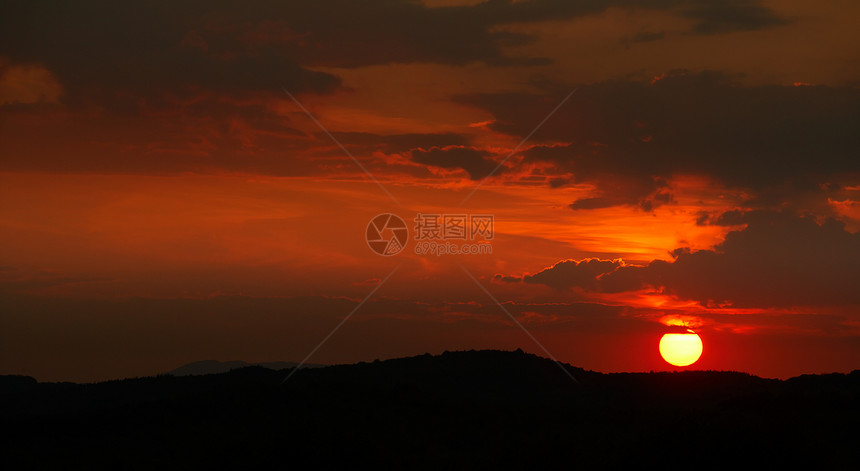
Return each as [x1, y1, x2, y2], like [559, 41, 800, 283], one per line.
[659, 332, 704, 367]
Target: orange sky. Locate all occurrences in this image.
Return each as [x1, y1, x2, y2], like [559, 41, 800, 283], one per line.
[1, 0, 859, 382]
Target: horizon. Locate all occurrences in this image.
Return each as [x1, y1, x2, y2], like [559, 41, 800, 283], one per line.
[2, 0, 859, 384]
[8, 347, 858, 384]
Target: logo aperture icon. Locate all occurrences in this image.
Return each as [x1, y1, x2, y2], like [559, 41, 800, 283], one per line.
[366, 213, 408, 256]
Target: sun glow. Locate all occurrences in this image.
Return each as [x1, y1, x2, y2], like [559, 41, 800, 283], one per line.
[659, 331, 703, 367]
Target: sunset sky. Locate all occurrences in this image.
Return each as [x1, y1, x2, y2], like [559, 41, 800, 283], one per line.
[2, 0, 859, 382]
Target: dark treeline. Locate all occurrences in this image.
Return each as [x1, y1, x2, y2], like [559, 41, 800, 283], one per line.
[2, 350, 858, 469]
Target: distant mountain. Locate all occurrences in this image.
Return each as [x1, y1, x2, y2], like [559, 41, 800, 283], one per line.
[166, 359, 325, 376]
[1, 349, 858, 469]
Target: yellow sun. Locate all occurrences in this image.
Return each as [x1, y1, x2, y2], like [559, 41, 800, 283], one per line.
[659, 332, 703, 367]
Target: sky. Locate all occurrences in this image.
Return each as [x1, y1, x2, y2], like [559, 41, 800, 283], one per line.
[1, 0, 859, 382]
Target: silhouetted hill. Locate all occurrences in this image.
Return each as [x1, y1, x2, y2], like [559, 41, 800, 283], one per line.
[166, 359, 325, 376]
[1, 350, 858, 469]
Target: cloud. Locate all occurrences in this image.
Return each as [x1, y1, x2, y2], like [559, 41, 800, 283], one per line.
[492, 274, 523, 284]
[567, 179, 673, 212]
[678, 1, 787, 34]
[0, 2, 791, 176]
[0, 1, 786, 105]
[568, 197, 619, 211]
[0, 97, 326, 175]
[515, 211, 860, 308]
[0, 3, 343, 111]
[498, 258, 624, 291]
[458, 70, 860, 207]
[331, 131, 472, 154]
[410, 146, 498, 180]
[623, 211, 860, 307]
[0, 64, 62, 105]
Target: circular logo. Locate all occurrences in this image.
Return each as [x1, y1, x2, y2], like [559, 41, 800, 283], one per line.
[366, 213, 408, 256]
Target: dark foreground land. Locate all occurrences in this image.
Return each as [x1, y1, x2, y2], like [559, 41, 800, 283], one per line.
[2, 350, 858, 469]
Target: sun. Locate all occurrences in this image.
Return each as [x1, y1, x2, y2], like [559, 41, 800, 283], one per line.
[659, 331, 703, 367]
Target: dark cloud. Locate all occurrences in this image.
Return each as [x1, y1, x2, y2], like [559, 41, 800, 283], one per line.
[0, 100, 328, 175]
[568, 184, 672, 211]
[695, 208, 755, 226]
[181, 100, 306, 136]
[569, 197, 619, 211]
[0, 1, 343, 110]
[678, 1, 787, 34]
[411, 146, 498, 180]
[0, 1, 786, 105]
[460, 70, 860, 207]
[331, 131, 472, 154]
[0, 2, 797, 176]
[517, 211, 860, 308]
[501, 258, 624, 291]
[492, 274, 523, 284]
[0, 88, 480, 175]
[562, 170, 672, 211]
[623, 211, 860, 307]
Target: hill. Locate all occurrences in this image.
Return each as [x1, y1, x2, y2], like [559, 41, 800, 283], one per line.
[166, 359, 325, 376]
[1, 349, 858, 469]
